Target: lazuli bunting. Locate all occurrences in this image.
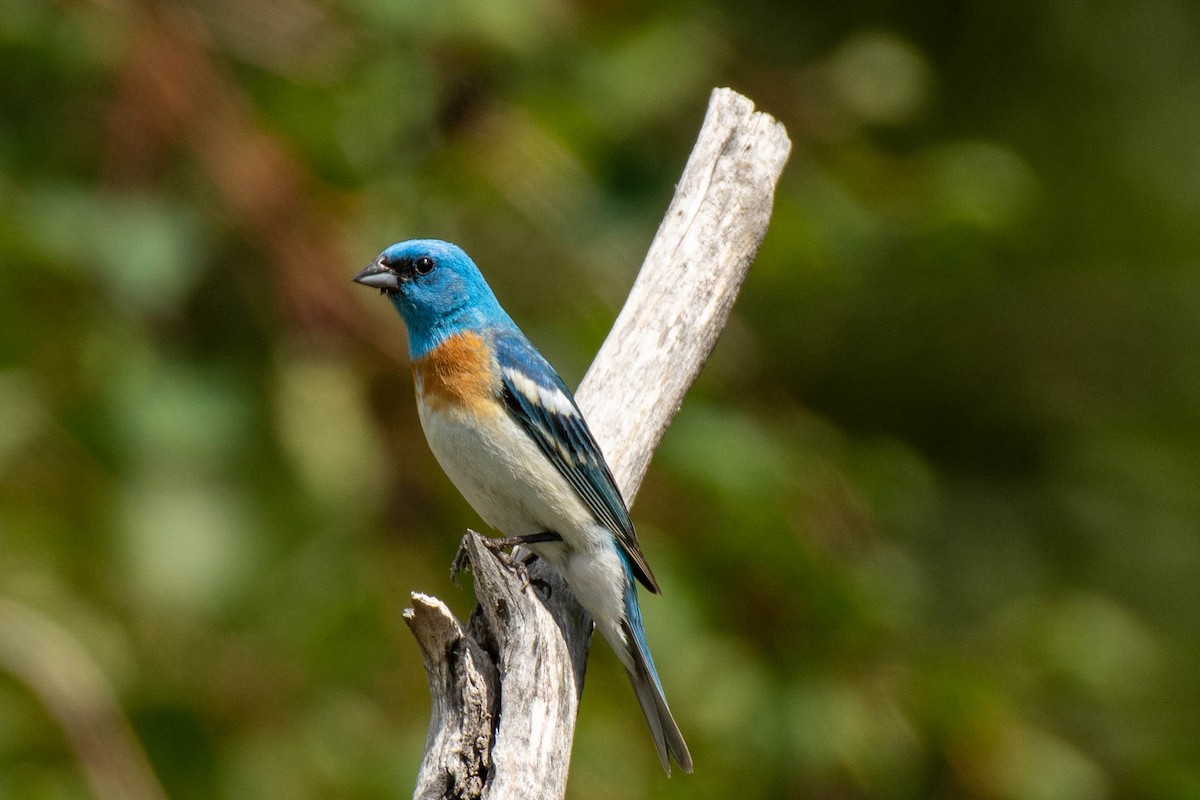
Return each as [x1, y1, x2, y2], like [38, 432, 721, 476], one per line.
[353, 239, 692, 774]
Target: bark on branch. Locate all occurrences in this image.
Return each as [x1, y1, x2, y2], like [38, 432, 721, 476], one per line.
[405, 87, 791, 800]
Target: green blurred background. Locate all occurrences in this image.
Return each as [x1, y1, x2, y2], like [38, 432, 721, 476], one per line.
[3, 0, 1199, 798]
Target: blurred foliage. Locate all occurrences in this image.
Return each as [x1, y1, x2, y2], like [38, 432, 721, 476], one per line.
[2, 0, 1199, 798]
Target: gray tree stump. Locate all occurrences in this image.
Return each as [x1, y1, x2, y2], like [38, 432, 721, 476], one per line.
[403, 87, 791, 800]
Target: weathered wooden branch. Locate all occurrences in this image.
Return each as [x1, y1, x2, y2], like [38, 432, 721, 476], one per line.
[404, 88, 791, 800]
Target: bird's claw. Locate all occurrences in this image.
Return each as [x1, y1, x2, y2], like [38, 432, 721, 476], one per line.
[449, 531, 563, 591]
[480, 537, 534, 591]
[450, 536, 474, 587]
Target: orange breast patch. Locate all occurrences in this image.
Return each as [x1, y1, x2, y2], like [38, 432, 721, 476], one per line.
[413, 332, 500, 415]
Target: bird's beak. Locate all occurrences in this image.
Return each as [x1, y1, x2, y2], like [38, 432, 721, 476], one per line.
[352, 260, 400, 291]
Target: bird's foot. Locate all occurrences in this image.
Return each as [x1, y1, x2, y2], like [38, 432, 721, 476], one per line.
[450, 535, 474, 587]
[450, 531, 562, 590]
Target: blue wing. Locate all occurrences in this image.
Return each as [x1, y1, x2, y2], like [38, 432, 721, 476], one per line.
[493, 330, 660, 594]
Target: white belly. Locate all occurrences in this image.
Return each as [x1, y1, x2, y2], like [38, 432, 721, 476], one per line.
[417, 401, 585, 537]
[417, 400, 631, 654]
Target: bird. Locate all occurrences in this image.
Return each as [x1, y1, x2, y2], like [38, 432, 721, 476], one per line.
[353, 238, 692, 774]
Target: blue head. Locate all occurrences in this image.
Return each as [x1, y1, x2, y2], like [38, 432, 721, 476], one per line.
[352, 239, 515, 358]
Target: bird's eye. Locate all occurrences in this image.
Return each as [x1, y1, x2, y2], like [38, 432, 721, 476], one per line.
[414, 256, 435, 275]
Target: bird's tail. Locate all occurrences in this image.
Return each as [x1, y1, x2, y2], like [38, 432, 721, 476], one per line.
[619, 593, 693, 774]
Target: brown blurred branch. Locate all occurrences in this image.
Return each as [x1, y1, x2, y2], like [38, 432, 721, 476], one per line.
[102, 4, 403, 359]
[0, 599, 170, 800]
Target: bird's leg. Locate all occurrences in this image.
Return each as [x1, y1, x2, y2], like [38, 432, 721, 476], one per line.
[490, 531, 564, 550]
[451, 531, 563, 588]
[494, 532, 563, 593]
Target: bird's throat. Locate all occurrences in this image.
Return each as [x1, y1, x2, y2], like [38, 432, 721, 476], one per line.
[412, 331, 500, 416]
